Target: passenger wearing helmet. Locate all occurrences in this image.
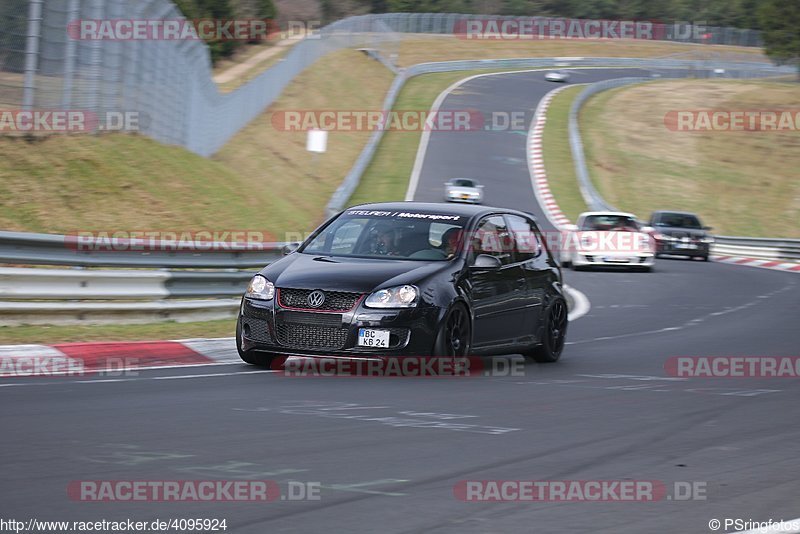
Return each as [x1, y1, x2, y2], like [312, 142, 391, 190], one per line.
[440, 227, 462, 259]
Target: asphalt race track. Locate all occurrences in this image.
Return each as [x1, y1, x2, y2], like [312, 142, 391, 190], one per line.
[2, 69, 799, 533]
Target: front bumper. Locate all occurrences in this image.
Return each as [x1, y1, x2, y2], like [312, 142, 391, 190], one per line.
[238, 297, 443, 357]
[656, 240, 711, 257]
[572, 252, 655, 268]
[446, 195, 481, 204]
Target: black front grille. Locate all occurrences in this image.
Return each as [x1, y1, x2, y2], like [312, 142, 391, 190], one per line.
[279, 288, 361, 311]
[275, 323, 348, 350]
[280, 311, 343, 327]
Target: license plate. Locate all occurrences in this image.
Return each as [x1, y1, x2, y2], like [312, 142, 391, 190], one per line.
[676, 243, 697, 249]
[358, 328, 390, 348]
[605, 257, 630, 263]
[460, 194, 469, 199]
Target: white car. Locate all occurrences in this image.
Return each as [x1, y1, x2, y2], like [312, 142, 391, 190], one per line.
[545, 71, 570, 82]
[444, 178, 483, 204]
[562, 212, 655, 271]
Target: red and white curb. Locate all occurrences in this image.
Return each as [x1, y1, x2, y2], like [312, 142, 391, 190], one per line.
[712, 255, 800, 273]
[0, 338, 239, 378]
[527, 85, 575, 232]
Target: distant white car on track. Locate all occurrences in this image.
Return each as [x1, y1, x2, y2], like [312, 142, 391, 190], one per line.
[562, 211, 655, 272]
[545, 71, 570, 82]
[444, 178, 484, 204]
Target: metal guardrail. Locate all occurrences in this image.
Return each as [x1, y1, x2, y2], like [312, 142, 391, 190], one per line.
[569, 77, 655, 212]
[0, 267, 254, 300]
[0, 298, 241, 327]
[0, 231, 285, 269]
[713, 236, 800, 261]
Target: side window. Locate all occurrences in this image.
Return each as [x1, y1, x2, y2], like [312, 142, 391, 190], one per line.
[471, 216, 513, 266]
[506, 215, 542, 262]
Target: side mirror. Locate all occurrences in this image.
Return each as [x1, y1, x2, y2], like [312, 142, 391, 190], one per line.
[282, 242, 300, 255]
[703, 226, 713, 231]
[470, 254, 502, 270]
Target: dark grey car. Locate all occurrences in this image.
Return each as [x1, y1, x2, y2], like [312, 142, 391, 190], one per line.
[648, 211, 714, 261]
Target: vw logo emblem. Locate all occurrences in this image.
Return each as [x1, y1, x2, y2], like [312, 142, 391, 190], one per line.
[307, 290, 326, 308]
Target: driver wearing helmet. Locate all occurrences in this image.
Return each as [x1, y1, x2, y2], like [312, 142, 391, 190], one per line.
[369, 223, 399, 256]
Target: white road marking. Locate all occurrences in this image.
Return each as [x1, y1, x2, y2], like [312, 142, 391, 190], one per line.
[152, 370, 278, 380]
[405, 67, 602, 201]
[0, 367, 277, 388]
[565, 284, 591, 321]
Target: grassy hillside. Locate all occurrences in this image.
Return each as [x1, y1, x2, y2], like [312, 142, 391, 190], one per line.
[0, 49, 393, 238]
[580, 79, 800, 237]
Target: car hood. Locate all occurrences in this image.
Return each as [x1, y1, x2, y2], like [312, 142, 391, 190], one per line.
[655, 227, 708, 238]
[261, 253, 451, 293]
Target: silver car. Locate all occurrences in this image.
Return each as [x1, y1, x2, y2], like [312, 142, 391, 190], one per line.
[444, 178, 483, 204]
[545, 71, 570, 82]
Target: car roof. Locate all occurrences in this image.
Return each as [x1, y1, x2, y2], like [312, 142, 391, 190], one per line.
[346, 201, 532, 220]
[651, 210, 700, 217]
[578, 211, 638, 218]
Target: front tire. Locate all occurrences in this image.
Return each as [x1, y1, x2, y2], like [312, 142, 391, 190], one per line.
[524, 298, 568, 363]
[433, 303, 472, 357]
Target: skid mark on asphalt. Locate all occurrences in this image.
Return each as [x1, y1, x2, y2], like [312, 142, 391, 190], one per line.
[515, 374, 781, 397]
[566, 283, 795, 346]
[234, 401, 520, 435]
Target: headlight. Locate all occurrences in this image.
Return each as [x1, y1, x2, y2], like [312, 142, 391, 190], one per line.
[364, 285, 418, 308]
[246, 275, 275, 300]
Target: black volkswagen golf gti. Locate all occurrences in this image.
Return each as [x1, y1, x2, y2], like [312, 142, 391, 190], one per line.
[236, 202, 567, 366]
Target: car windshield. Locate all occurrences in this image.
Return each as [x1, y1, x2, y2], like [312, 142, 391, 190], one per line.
[300, 209, 467, 261]
[656, 213, 702, 229]
[450, 179, 476, 188]
[580, 215, 640, 231]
